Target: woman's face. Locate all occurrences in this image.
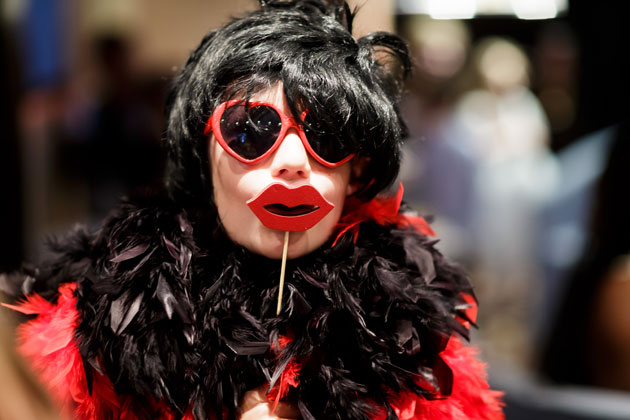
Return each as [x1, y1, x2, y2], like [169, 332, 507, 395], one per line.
[209, 84, 352, 259]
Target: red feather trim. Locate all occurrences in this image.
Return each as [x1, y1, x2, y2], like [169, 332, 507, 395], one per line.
[5, 283, 188, 420]
[456, 292, 478, 330]
[268, 334, 302, 413]
[332, 184, 436, 247]
[268, 360, 302, 413]
[371, 337, 504, 420]
[7, 283, 116, 418]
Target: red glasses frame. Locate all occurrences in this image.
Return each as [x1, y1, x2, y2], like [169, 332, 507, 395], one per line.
[204, 100, 355, 168]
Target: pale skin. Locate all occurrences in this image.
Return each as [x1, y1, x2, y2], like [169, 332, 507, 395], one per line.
[210, 83, 363, 260]
[239, 386, 300, 420]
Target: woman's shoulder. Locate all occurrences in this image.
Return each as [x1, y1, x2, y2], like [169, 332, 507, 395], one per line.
[5, 193, 193, 302]
[2, 193, 199, 418]
[378, 337, 505, 420]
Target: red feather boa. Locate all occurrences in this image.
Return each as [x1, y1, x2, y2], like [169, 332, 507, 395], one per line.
[4, 284, 192, 420]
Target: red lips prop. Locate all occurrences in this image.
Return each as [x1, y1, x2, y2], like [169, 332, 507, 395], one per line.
[247, 183, 334, 231]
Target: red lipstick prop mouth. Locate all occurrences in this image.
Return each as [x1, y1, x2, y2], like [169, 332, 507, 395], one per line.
[247, 184, 334, 231]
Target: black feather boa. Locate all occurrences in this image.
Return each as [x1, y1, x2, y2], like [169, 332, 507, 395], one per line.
[17, 195, 475, 420]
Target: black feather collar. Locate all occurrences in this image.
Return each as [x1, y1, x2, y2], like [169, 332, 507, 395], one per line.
[67, 196, 474, 420]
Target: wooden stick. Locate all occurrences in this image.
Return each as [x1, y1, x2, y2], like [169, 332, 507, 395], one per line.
[276, 231, 290, 315]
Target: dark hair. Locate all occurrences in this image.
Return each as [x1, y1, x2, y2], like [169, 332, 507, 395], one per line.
[164, 0, 411, 205]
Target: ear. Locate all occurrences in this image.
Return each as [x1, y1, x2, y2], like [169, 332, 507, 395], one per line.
[347, 156, 370, 196]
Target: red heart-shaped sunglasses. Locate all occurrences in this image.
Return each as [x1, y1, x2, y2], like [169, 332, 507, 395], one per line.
[204, 100, 355, 168]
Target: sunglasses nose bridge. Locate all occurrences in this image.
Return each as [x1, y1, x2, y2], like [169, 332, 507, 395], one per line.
[270, 128, 311, 179]
[284, 114, 301, 131]
[280, 113, 313, 154]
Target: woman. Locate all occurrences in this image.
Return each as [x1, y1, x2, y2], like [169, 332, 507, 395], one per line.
[5, 1, 503, 419]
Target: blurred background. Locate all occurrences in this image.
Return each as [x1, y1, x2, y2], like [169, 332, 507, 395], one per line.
[0, 0, 628, 419]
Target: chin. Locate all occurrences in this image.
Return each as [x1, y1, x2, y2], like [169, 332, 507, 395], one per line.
[286, 230, 329, 259]
[229, 219, 335, 260]
[252, 229, 326, 260]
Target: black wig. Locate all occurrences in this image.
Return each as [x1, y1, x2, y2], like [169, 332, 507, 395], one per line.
[163, 0, 411, 205]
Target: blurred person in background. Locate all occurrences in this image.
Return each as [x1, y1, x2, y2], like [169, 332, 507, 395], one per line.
[449, 37, 559, 371]
[68, 34, 164, 220]
[541, 121, 630, 392]
[532, 22, 579, 147]
[3, 0, 166, 265]
[400, 30, 559, 372]
[397, 17, 476, 262]
[399, 15, 471, 139]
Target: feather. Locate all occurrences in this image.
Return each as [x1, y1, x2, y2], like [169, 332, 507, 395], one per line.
[179, 245, 192, 275]
[402, 235, 436, 283]
[155, 273, 177, 319]
[110, 291, 144, 334]
[298, 400, 316, 420]
[110, 244, 149, 263]
[223, 337, 268, 356]
[163, 235, 180, 260]
[331, 184, 436, 247]
[2, 292, 52, 315]
[269, 358, 302, 413]
[22, 275, 37, 295]
[129, 247, 157, 275]
[286, 283, 312, 315]
[177, 214, 193, 234]
[268, 354, 292, 391]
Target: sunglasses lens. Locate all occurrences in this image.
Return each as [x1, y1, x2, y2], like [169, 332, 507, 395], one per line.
[303, 113, 352, 164]
[220, 104, 281, 160]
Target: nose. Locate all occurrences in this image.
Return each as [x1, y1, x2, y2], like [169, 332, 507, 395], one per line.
[270, 128, 311, 180]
